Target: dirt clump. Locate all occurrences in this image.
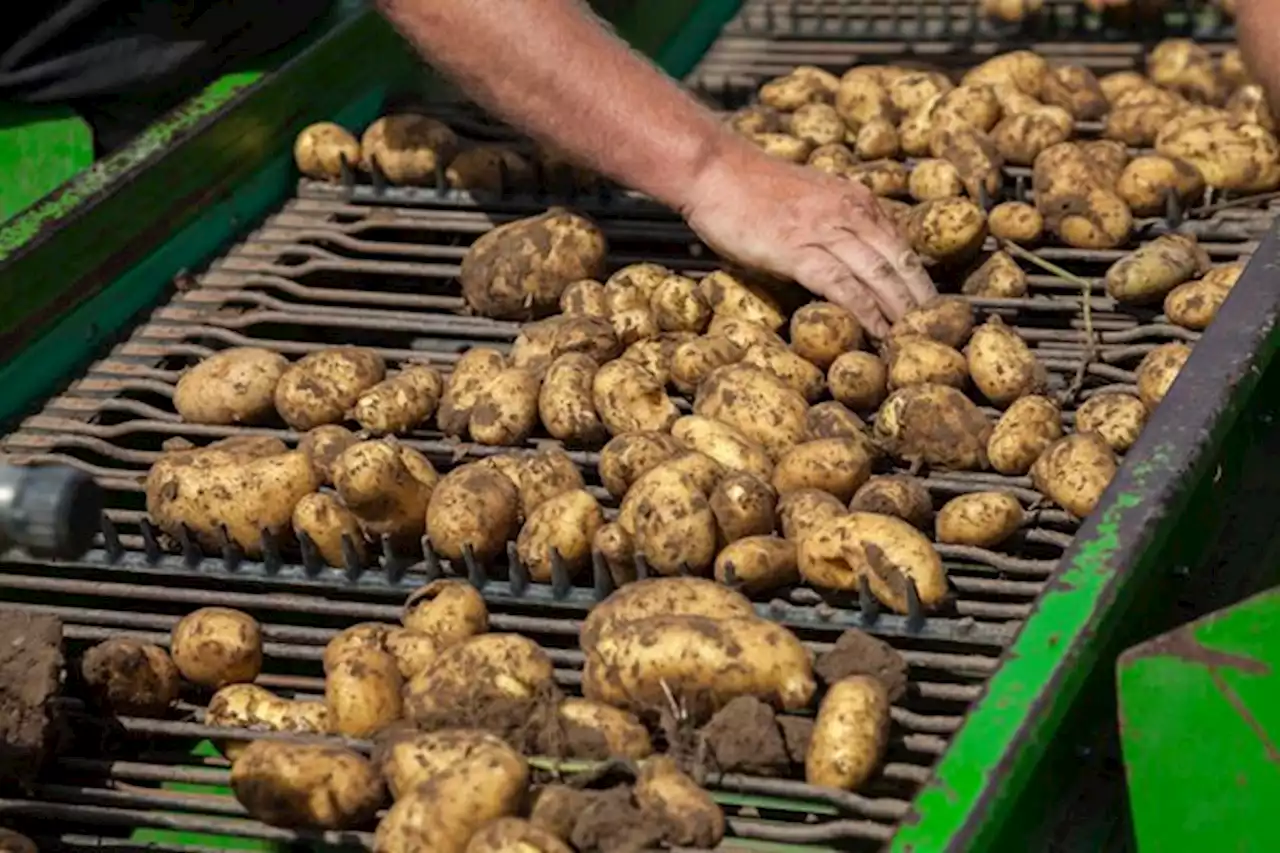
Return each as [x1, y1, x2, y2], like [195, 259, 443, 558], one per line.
[700, 696, 791, 776]
[814, 628, 909, 700]
[570, 785, 666, 853]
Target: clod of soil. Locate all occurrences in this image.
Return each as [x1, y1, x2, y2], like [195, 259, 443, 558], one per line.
[814, 628, 910, 701]
[570, 786, 666, 853]
[777, 715, 814, 765]
[700, 696, 791, 776]
[0, 611, 64, 792]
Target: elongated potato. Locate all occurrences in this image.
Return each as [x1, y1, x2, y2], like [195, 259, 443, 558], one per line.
[596, 432, 680, 500]
[887, 336, 968, 390]
[558, 698, 653, 760]
[354, 366, 444, 435]
[935, 491, 1023, 548]
[294, 122, 360, 181]
[1136, 342, 1192, 411]
[790, 302, 864, 369]
[579, 577, 756, 652]
[171, 607, 262, 689]
[710, 473, 778, 544]
[694, 365, 809, 461]
[438, 348, 507, 438]
[333, 440, 438, 544]
[404, 634, 555, 728]
[805, 676, 891, 792]
[742, 344, 826, 402]
[592, 359, 680, 436]
[231, 740, 383, 830]
[670, 335, 745, 395]
[206, 683, 330, 759]
[326, 647, 404, 738]
[1164, 263, 1242, 331]
[772, 438, 874, 503]
[635, 756, 726, 848]
[762, 67, 837, 111]
[403, 579, 489, 646]
[966, 316, 1046, 405]
[671, 415, 773, 481]
[1076, 392, 1147, 452]
[992, 107, 1073, 167]
[707, 314, 787, 352]
[274, 347, 385, 431]
[888, 296, 975, 349]
[1031, 432, 1118, 517]
[426, 464, 520, 563]
[778, 489, 849, 543]
[1156, 117, 1280, 192]
[466, 818, 574, 853]
[375, 727, 518, 799]
[516, 489, 604, 582]
[292, 492, 367, 569]
[828, 351, 888, 411]
[1105, 233, 1210, 305]
[698, 270, 787, 330]
[298, 425, 357, 486]
[797, 512, 949, 611]
[538, 354, 606, 445]
[714, 535, 798, 593]
[986, 395, 1062, 475]
[849, 476, 933, 529]
[875, 384, 991, 470]
[582, 615, 816, 718]
[1116, 155, 1205, 217]
[174, 348, 289, 425]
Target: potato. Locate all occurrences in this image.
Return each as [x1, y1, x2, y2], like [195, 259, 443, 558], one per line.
[965, 316, 1046, 405]
[582, 615, 815, 718]
[834, 74, 895, 131]
[273, 347, 385, 431]
[559, 279, 609, 318]
[404, 633, 555, 727]
[706, 314, 787, 352]
[467, 818, 574, 853]
[777, 489, 849, 543]
[761, 68, 837, 110]
[728, 105, 782, 137]
[1148, 39, 1223, 104]
[1104, 89, 1184, 148]
[1104, 233, 1210, 305]
[887, 336, 969, 390]
[986, 394, 1062, 475]
[622, 467, 718, 575]
[714, 535, 798, 593]
[931, 128, 1002, 203]
[1041, 65, 1107, 119]
[935, 491, 1023, 547]
[592, 359, 680, 436]
[509, 315, 619, 373]
[991, 106, 1073, 166]
[963, 51, 1048, 97]
[1220, 46, 1250, 89]
[772, 438, 874, 503]
[635, 756, 725, 848]
[446, 146, 534, 193]
[894, 300, 979, 350]
[874, 383, 992, 470]
[360, 114, 458, 184]
[324, 623, 399, 673]
[963, 251, 1028, 298]
[205, 683, 330, 745]
[460, 209, 608, 320]
[932, 85, 1002, 134]
[848, 159, 911, 197]
[797, 512, 949, 610]
[669, 335, 745, 395]
[492, 449, 586, 519]
[516, 489, 603, 582]
[808, 142, 859, 176]
[806, 400, 870, 442]
[1076, 392, 1148, 452]
[426, 464, 521, 563]
[145, 447, 319, 557]
[376, 728, 517, 800]
[1048, 185, 1134, 249]
[1116, 156, 1205, 217]
[170, 607, 262, 689]
[904, 197, 988, 265]
[1227, 84, 1275, 132]
[298, 425, 357, 486]
[671, 415, 773, 481]
[403, 578, 488, 646]
[603, 263, 670, 314]
[174, 348, 288, 425]
[742, 344, 826, 402]
[805, 676, 891, 792]
[231, 740, 383, 830]
[326, 647, 404, 738]
[620, 332, 695, 388]
[292, 492, 367, 568]
[374, 751, 527, 853]
[438, 348, 507, 438]
[558, 698, 653, 760]
[987, 201, 1044, 244]
[989, 82, 1042, 117]
[1136, 342, 1192, 411]
[647, 274, 711, 333]
[898, 95, 941, 157]
[81, 638, 180, 717]
[609, 307, 659, 348]
[1156, 118, 1280, 192]
[849, 476, 933, 529]
[294, 122, 360, 181]
[908, 159, 964, 201]
[751, 132, 813, 163]
[825, 354, 888, 414]
[1031, 433, 1118, 518]
[888, 71, 952, 114]
[333, 440, 438, 543]
[791, 103, 846, 146]
[597, 432, 680, 499]
[469, 368, 541, 446]
[593, 523, 635, 587]
[786, 305, 860, 372]
[694, 365, 809, 461]
[855, 118, 900, 160]
[709, 473, 777, 544]
[538, 354, 606, 445]
[1164, 262, 1243, 330]
[1099, 70, 1148, 104]
[698, 270, 787, 330]
[580, 576, 755, 651]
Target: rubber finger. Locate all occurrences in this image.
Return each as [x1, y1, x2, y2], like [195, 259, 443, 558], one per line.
[825, 236, 914, 323]
[794, 253, 891, 338]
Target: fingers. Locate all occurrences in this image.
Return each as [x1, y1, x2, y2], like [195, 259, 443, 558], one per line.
[825, 235, 914, 323]
[794, 253, 891, 339]
[846, 193, 939, 309]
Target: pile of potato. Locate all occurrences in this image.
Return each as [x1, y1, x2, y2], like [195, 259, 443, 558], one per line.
[80, 578, 912, 852]
[293, 113, 597, 193]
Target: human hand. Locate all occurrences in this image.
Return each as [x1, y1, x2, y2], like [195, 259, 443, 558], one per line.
[678, 138, 936, 339]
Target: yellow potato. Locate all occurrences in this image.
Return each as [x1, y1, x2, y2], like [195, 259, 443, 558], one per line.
[274, 347, 386, 431]
[798, 512, 949, 611]
[889, 295, 975, 349]
[1227, 84, 1275, 132]
[446, 146, 534, 193]
[991, 108, 1073, 166]
[582, 615, 816, 718]
[986, 394, 1062, 475]
[728, 105, 783, 136]
[351, 365, 447, 434]
[580, 576, 756, 652]
[693, 365, 809, 461]
[706, 314, 787, 352]
[609, 306, 660, 348]
[206, 683, 330, 759]
[558, 698, 652, 760]
[635, 756, 726, 848]
[403, 633, 556, 728]
[592, 359, 680, 436]
[292, 492, 367, 569]
[908, 159, 965, 201]
[962, 51, 1048, 97]
[294, 122, 361, 181]
[772, 438, 874, 503]
[874, 383, 992, 470]
[466, 818, 573, 853]
[698, 270, 787, 331]
[709, 473, 778, 544]
[469, 368, 542, 446]
[425, 464, 521, 563]
[1156, 117, 1280, 192]
[1104, 233, 1211, 305]
[1104, 86, 1185, 147]
[963, 251, 1028, 298]
[1136, 342, 1192, 411]
[403, 578, 488, 646]
[742, 344, 827, 402]
[987, 202, 1044, 244]
[360, 114, 458, 184]
[438, 348, 507, 438]
[375, 727, 517, 800]
[1075, 392, 1148, 452]
[834, 73, 895, 131]
[1031, 433, 1118, 518]
[1116, 155, 1206, 217]
[805, 401, 870, 443]
[828, 351, 888, 411]
[930, 128, 1002, 203]
[671, 415, 773, 481]
[1099, 70, 1149, 104]
[508, 309, 616, 370]
[848, 160, 911, 198]
[537, 353, 606, 445]
[81, 638, 180, 718]
[558, 279, 609, 318]
[1041, 65, 1108, 119]
[649, 274, 711, 333]
[333, 439, 439, 544]
[170, 607, 262, 689]
[933, 84, 1002, 133]
[485, 448, 585, 520]
[669, 335, 745, 395]
[603, 263, 671, 314]
[1148, 38, 1224, 104]
[230, 740, 383, 830]
[887, 336, 969, 390]
[324, 623, 398, 673]
[965, 316, 1047, 405]
[791, 102, 847, 146]
[459, 209, 608, 320]
[621, 466, 718, 575]
[326, 647, 404, 738]
[761, 68, 837, 110]
[173, 348, 288, 425]
[778, 489, 849, 543]
[790, 302, 864, 368]
[714, 535, 798, 593]
[620, 332, 696, 388]
[855, 117, 901, 160]
[808, 142, 859, 176]
[298, 425, 357, 486]
[849, 476, 934, 529]
[935, 491, 1023, 548]
[1164, 263, 1243, 330]
[516, 489, 604, 582]
[888, 71, 952, 114]
[386, 632, 441, 680]
[751, 132, 813, 163]
[805, 676, 891, 792]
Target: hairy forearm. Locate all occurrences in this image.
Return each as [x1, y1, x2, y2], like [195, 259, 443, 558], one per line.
[1237, 0, 1280, 117]
[376, 0, 743, 212]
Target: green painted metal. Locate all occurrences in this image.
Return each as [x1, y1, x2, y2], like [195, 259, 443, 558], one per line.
[1119, 587, 1280, 853]
[0, 103, 94, 222]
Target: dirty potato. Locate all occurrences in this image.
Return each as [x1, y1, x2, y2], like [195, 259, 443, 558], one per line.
[991, 107, 1074, 166]
[791, 103, 847, 146]
[760, 67, 838, 110]
[855, 118, 900, 160]
[376, 728, 517, 800]
[353, 366, 444, 435]
[698, 270, 787, 331]
[965, 316, 1046, 405]
[592, 359, 680, 436]
[709, 473, 778, 544]
[403, 633, 555, 728]
[797, 512, 949, 611]
[828, 352, 888, 411]
[232, 740, 383, 830]
[1164, 263, 1242, 330]
[694, 365, 809, 460]
[772, 438, 874, 503]
[888, 295, 976, 349]
[558, 698, 653, 760]
[332, 440, 438, 544]
[486, 448, 586, 519]
[469, 368, 542, 446]
[274, 347, 385, 431]
[635, 756, 726, 848]
[174, 347, 289, 425]
[81, 638, 180, 717]
[1075, 392, 1148, 452]
[1104, 233, 1211, 305]
[538, 354, 606, 445]
[597, 431, 682, 499]
[466, 818, 574, 853]
[935, 492, 1023, 548]
[1136, 342, 1192, 411]
[886, 336, 969, 390]
[908, 159, 965, 201]
[425, 464, 521, 563]
[874, 384, 992, 470]
[438, 348, 507, 438]
[206, 683, 330, 758]
[742, 344, 827, 402]
[324, 623, 398, 672]
[620, 332, 696, 388]
[963, 251, 1028, 298]
[1041, 65, 1108, 119]
[298, 425, 357, 486]
[170, 607, 263, 689]
[671, 415, 773, 481]
[446, 146, 534, 193]
[403, 578, 489, 646]
[987, 201, 1044, 244]
[622, 467, 719, 575]
[294, 122, 361, 181]
[849, 476, 934, 529]
[714, 535, 798, 593]
[593, 523, 636, 587]
[580, 576, 756, 652]
[326, 647, 404, 738]
[790, 302, 863, 368]
[516, 489, 604, 582]
[292, 492, 367, 569]
[361, 114, 458, 184]
[778, 489, 849, 543]
[1156, 117, 1280, 192]
[1031, 433, 1118, 518]
[806, 401, 871, 443]
[986, 394, 1062, 475]
[805, 676, 891, 792]
[559, 279, 609, 318]
[649, 274, 712, 333]
[1116, 155, 1205, 217]
[706, 314, 787, 352]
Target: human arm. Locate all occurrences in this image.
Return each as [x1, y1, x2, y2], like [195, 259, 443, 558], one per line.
[1235, 0, 1280, 117]
[373, 0, 935, 336]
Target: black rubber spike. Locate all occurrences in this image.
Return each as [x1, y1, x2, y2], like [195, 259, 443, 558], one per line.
[217, 525, 241, 572]
[178, 525, 200, 569]
[1164, 187, 1185, 229]
[462, 543, 487, 590]
[858, 575, 882, 626]
[261, 529, 283, 576]
[338, 152, 355, 192]
[721, 562, 745, 592]
[591, 549, 615, 601]
[905, 577, 926, 633]
[495, 155, 509, 200]
[433, 156, 448, 197]
[507, 541, 529, 597]
[342, 535, 365, 583]
[633, 553, 649, 582]
[140, 518, 161, 564]
[977, 180, 994, 213]
[549, 548, 572, 600]
[369, 154, 387, 194]
[100, 514, 123, 563]
[383, 534, 406, 585]
[298, 531, 323, 577]
[421, 538, 442, 582]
